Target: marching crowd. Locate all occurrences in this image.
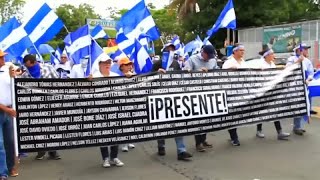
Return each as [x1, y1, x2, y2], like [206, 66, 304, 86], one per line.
[0, 41, 317, 179]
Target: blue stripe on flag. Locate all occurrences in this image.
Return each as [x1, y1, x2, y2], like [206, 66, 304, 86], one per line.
[130, 39, 152, 74]
[0, 17, 32, 58]
[24, 3, 64, 46]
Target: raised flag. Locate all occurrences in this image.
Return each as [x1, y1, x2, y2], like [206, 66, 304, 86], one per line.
[309, 70, 320, 97]
[0, 17, 32, 58]
[91, 25, 109, 39]
[24, 3, 64, 47]
[130, 39, 153, 74]
[161, 51, 174, 70]
[68, 25, 92, 64]
[207, 0, 236, 37]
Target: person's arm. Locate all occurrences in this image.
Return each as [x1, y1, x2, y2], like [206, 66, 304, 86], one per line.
[0, 104, 16, 117]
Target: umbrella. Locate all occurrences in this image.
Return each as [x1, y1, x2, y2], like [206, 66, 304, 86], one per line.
[29, 44, 55, 54]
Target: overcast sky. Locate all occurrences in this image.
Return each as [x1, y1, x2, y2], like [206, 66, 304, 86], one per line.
[22, 0, 170, 22]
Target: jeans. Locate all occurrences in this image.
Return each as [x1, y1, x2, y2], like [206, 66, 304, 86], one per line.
[257, 121, 282, 132]
[100, 146, 118, 160]
[157, 137, 186, 154]
[228, 128, 238, 140]
[194, 134, 207, 146]
[293, 117, 304, 130]
[0, 111, 14, 177]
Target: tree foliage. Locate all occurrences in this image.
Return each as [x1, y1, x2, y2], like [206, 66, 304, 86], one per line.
[0, 0, 25, 24]
[50, 3, 101, 48]
[175, 0, 320, 47]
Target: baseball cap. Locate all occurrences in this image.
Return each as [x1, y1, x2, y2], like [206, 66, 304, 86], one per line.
[119, 57, 133, 66]
[202, 45, 216, 59]
[98, 54, 112, 63]
[293, 43, 311, 51]
[0, 50, 8, 57]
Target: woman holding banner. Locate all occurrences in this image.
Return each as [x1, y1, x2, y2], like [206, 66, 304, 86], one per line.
[91, 54, 124, 168]
[117, 57, 136, 152]
[255, 46, 290, 140]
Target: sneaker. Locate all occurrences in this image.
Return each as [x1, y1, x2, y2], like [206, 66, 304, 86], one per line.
[158, 147, 166, 156]
[278, 131, 290, 140]
[231, 139, 240, 146]
[293, 129, 304, 136]
[10, 167, 19, 177]
[256, 131, 265, 138]
[0, 176, 8, 180]
[102, 158, 111, 168]
[196, 144, 206, 152]
[203, 141, 213, 148]
[122, 145, 129, 152]
[177, 152, 193, 161]
[128, 144, 135, 149]
[110, 158, 124, 167]
[48, 152, 61, 160]
[35, 152, 45, 160]
[310, 110, 317, 115]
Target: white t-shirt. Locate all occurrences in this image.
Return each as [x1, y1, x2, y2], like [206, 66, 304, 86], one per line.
[259, 60, 276, 69]
[92, 71, 119, 78]
[0, 65, 12, 106]
[222, 56, 247, 69]
[70, 64, 87, 78]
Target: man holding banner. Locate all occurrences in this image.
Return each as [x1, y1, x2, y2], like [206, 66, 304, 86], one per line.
[186, 45, 218, 152]
[222, 44, 247, 146]
[152, 43, 192, 161]
[0, 50, 16, 180]
[286, 43, 314, 135]
[20, 55, 61, 160]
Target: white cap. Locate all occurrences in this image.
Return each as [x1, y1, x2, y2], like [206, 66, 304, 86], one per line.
[293, 43, 311, 51]
[97, 54, 112, 63]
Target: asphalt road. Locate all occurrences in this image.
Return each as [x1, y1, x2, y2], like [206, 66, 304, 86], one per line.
[15, 105, 320, 180]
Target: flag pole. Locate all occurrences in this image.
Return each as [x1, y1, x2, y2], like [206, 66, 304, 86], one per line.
[227, 29, 231, 44]
[10, 77, 19, 158]
[31, 43, 43, 62]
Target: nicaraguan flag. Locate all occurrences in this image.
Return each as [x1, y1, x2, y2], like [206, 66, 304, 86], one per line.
[50, 54, 60, 65]
[116, 0, 160, 41]
[68, 25, 92, 64]
[309, 70, 320, 97]
[0, 17, 32, 58]
[207, 0, 236, 37]
[130, 39, 153, 74]
[138, 33, 151, 51]
[91, 25, 109, 39]
[116, 28, 135, 56]
[161, 51, 174, 70]
[55, 47, 62, 60]
[24, 3, 64, 47]
[88, 39, 105, 76]
[110, 49, 127, 61]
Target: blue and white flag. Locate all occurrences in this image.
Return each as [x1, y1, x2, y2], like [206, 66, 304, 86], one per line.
[130, 39, 153, 74]
[171, 36, 181, 50]
[309, 70, 320, 98]
[55, 47, 62, 60]
[138, 33, 151, 51]
[110, 49, 127, 61]
[116, 0, 160, 41]
[24, 3, 64, 47]
[91, 25, 109, 39]
[50, 54, 60, 65]
[88, 39, 104, 76]
[207, 0, 236, 37]
[116, 28, 135, 56]
[64, 33, 72, 46]
[68, 25, 92, 64]
[161, 51, 174, 70]
[0, 17, 32, 58]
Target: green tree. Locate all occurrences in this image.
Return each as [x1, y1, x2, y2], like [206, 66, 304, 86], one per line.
[0, 0, 25, 24]
[50, 3, 101, 48]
